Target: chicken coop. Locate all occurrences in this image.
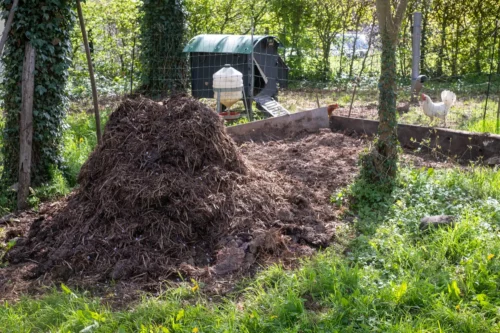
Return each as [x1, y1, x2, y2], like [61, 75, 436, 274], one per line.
[182, 34, 290, 118]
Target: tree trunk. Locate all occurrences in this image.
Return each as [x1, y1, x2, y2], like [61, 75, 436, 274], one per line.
[361, 0, 409, 183]
[474, 5, 484, 73]
[349, 16, 376, 117]
[420, 1, 428, 71]
[436, 12, 447, 77]
[399, 15, 410, 77]
[451, 21, 459, 76]
[338, 31, 346, 77]
[497, 37, 500, 75]
[348, 10, 363, 78]
[349, 33, 358, 79]
[497, 18, 500, 75]
[322, 42, 331, 80]
[18, 43, 36, 211]
[375, 33, 398, 178]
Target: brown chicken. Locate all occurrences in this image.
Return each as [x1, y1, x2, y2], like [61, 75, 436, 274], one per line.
[327, 103, 339, 117]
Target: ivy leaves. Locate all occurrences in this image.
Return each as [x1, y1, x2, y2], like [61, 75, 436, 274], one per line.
[0, 0, 75, 185]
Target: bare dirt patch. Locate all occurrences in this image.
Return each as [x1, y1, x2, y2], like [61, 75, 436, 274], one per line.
[0, 98, 453, 304]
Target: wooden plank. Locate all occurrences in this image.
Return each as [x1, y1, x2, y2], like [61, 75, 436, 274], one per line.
[17, 42, 36, 211]
[76, 0, 102, 144]
[254, 95, 289, 117]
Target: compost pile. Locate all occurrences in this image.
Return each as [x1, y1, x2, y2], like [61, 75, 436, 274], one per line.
[8, 95, 335, 283]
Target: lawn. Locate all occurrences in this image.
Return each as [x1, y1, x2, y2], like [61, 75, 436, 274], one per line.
[1, 163, 499, 332]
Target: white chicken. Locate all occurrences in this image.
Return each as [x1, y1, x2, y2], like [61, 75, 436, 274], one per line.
[420, 90, 456, 127]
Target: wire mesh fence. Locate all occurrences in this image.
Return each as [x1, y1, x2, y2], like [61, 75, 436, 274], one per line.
[65, 0, 500, 134]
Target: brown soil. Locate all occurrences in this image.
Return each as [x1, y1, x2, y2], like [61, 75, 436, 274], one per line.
[0, 97, 452, 303]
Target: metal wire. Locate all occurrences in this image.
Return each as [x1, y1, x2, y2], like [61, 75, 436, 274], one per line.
[65, 3, 500, 132]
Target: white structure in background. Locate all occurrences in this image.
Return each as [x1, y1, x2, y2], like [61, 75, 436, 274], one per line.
[331, 33, 369, 58]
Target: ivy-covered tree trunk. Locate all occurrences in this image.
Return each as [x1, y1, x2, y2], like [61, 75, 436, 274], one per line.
[139, 0, 188, 98]
[0, 0, 75, 186]
[375, 33, 398, 177]
[361, 0, 408, 184]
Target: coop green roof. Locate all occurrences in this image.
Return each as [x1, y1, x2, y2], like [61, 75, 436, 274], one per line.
[183, 34, 281, 54]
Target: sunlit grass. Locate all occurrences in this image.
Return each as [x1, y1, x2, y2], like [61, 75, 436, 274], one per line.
[2, 166, 500, 332]
[61, 110, 109, 187]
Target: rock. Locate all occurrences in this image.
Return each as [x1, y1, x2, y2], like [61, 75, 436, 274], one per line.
[213, 246, 245, 275]
[179, 262, 212, 277]
[0, 213, 16, 225]
[419, 215, 456, 230]
[8, 183, 18, 192]
[485, 156, 500, 166]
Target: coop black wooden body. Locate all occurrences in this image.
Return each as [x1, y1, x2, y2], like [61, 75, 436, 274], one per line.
[183, 34, 289, 101]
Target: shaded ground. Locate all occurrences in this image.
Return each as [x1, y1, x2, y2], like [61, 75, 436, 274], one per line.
[0, 124, 452, 305]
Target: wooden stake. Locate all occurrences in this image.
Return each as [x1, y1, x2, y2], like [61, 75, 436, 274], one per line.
[348, 83, 358, 118]
[76, 0, 101, 144]
[0, 0, 20, 57]
[18, 42, 36, 211]
[130, 36, 136, 94]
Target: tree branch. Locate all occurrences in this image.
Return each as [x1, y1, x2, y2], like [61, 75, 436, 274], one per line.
[376, 0, 394, 34]
[0, 0, 20, 57]
[394, 0, 410, 31]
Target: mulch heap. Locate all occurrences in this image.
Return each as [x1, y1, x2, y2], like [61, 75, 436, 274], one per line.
[7, 95, 336, 283]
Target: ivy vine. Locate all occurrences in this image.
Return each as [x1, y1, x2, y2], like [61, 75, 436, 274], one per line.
[360, 31, 400, 186]
[0, 0, 75, 186]
[139, 0, 188, 98]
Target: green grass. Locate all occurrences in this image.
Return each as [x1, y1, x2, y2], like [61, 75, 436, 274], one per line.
[1, 165, 500, 332]
[464, 118, 500, 135]
[61, 110, 110, 187]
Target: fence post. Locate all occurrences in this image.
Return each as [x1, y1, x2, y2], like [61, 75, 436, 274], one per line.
[18, 42, 36, 211]
[130, 35, 136, 94]
[411, 11, 422, 103]
[484, 20, 498, 126]
[248, 18, 255, 121]
[76, 0, 102, 145]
